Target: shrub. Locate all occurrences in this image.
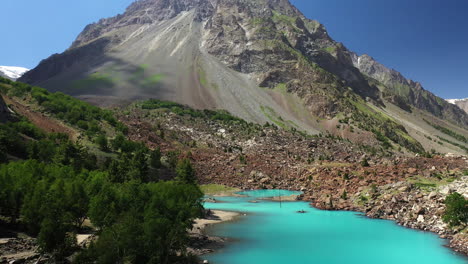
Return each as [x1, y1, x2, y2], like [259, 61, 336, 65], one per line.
[442, 192, 468, 227]
[360, 158, 370, 167]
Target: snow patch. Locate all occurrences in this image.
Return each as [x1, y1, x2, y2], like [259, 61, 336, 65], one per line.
[446, 98, 468, 104]
[0, 66, 29, 80]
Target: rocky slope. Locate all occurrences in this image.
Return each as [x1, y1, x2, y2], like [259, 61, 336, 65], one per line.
[352, 55, 468, 128]
[19, 0, 468, 154]
[0, 66, 29, 81]
[448, 98, 468, 114]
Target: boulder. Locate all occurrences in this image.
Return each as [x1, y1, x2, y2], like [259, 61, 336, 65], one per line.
[417, 215, 425, 223]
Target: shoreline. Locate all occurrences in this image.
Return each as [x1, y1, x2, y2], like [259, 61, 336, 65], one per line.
[195, 189, 468, 259]
[188, 210, 241, 257]
[192, 210, 241, 235]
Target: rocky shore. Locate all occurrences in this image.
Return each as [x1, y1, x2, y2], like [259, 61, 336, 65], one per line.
[360, 177, 468, 255]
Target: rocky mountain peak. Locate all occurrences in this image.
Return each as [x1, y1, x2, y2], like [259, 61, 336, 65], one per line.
[71, 0, 215, 49]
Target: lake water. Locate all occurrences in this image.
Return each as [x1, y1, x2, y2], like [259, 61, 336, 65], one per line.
[203, 190, 467, 264]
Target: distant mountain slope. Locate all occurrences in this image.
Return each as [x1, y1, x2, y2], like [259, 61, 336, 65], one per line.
[351, 54, 467, 128]
[19, 0, 468, 154]
[447, 98, 468, 114]
[0, 66, 29, 80]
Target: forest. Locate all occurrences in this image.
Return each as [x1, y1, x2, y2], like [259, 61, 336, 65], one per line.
[0, 77, 203, 263]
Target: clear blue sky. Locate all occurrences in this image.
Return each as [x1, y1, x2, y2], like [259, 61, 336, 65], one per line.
[1, 0, 466, 99]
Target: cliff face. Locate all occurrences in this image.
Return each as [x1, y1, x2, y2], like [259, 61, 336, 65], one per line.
[0, 95, 11, 122]
[19, 0, 468, 152]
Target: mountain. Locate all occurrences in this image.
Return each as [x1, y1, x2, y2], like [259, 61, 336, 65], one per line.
[447, 98, 468, 114]
[351, 54, 467, 126]
[19, 0, 468, 154]
[0, 66, 29, 80]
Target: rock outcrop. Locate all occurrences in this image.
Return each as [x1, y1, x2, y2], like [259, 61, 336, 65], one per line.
[0, 95, 12, 122]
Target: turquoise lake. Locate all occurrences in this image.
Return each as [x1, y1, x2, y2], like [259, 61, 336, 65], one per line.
[203, 190, 467, 264]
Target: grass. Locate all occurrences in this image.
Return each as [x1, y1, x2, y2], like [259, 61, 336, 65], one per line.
[409, 175, 459, 192]
[323, 46, 337, 54]
[140, 99, 246, 124]
[437, 136, 468, 153]
[200, 184, 240, 195]
[317, 162, 353, 168]
[142, 74, 164, 87]
[71, 72, 116, 91]
[260, 105, 287, 129]
[424, 119, 467, 144]
[197, 66, 208, 87]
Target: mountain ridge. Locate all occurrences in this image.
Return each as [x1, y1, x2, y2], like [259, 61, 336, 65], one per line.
[351, 53, 467, 127]
[19, 0, 468, 154]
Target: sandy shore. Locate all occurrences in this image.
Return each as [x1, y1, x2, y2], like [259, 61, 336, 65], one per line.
[188, 210, 241, 256]
[192, 210, 240, 234]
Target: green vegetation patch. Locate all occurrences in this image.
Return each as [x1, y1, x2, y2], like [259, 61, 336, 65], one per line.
[0, 88, 205, 262]
[443, 192, 468, 227]
[0, 77, 128, 148]
[197, 66, 208, 87]
[142, 73, 164, 87]
[345, 96, 424, 153]
[437, 136, 468, 153]
[323, 46, 337, 54]
[260, 105, 287, 129]
[200, 184, 240, 195]
[72, 72, 116, 91]
[140, 99, 246, 124]
[424, 119, 468, 144]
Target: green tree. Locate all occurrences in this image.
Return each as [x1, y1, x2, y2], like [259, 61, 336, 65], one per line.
[341, 190, 348, 200]
[130, 148, 149, 181]
[360, 157, 370, 167]
[150, 147, 162, 168]
[166, 150, 180, 168]
[442, 192, 468, 227]
[176, 158, 196, 184]
[95, 134, 109, 151]
[38, 217, 76, 259]
[111, 133, 126, 151]
[65, 180, 89, 228]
